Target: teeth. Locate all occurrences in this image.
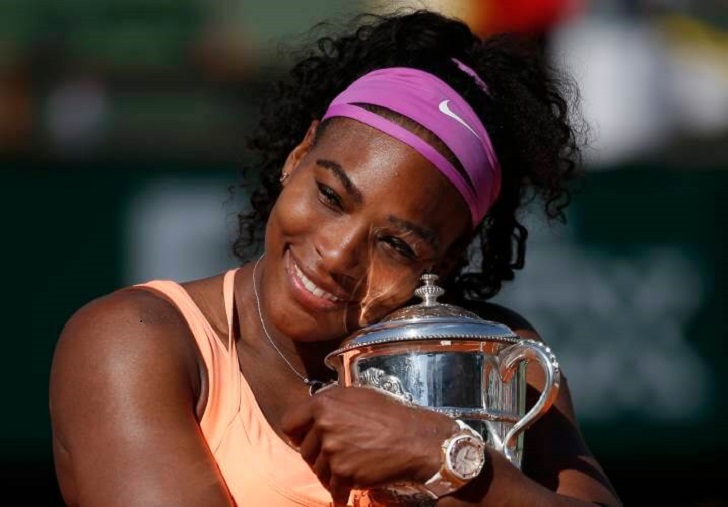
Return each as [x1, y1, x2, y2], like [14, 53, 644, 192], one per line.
[294, 264, 342, 302]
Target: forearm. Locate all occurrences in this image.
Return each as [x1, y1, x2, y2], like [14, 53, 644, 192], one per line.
[440, 480, 621, 507]
[438, 452, 622, 507]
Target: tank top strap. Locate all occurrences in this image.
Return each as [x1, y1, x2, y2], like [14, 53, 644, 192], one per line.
[222, 268, 243, 393]
[132, 271, 241, 449]
[222, 269, 237, 350]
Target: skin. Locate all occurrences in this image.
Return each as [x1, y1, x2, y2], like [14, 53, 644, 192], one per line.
[50, 119, 621, 507]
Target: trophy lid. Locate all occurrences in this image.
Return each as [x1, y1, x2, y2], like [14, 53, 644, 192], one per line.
[325, 274, 519, 367]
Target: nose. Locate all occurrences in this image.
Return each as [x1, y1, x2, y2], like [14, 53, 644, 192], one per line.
[314, 217, 369, 290]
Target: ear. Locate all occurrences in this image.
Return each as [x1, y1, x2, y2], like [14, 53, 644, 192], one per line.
[281, 120, 320, 183]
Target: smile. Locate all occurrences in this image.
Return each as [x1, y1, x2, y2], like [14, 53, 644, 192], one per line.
[293, 262, 343, 303]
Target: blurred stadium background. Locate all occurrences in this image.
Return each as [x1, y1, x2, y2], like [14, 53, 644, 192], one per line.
[4, 0, 726, 504]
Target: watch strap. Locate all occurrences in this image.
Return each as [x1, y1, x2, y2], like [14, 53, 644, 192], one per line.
[422, 419, 485, 499]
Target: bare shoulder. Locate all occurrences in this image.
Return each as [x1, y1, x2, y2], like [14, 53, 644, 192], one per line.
[49, 288, 236, 506]
[60, 287, 193, 339]
[50, 288, 202, 446]
[52, 287, 200, 378]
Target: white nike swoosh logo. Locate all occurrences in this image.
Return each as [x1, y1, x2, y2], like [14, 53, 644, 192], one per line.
[438, 100, 481, 140]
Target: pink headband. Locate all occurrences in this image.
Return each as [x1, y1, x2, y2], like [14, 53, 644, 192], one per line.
[321, 65, 501, 226]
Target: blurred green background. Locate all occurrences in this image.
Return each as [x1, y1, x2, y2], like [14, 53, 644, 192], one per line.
[4, 0, 727, 505]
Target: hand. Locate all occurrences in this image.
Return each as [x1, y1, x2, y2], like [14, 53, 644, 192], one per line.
[281, 385, 458, 506]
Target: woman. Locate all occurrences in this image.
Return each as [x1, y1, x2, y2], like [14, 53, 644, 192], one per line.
[49, 10, 621, 507]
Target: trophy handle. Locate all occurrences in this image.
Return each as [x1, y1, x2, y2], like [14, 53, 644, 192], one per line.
[497, 340, 561, 462]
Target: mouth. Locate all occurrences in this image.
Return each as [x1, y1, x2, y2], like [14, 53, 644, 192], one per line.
[293, 262, 344, 303]
[286, 250, 349, 310]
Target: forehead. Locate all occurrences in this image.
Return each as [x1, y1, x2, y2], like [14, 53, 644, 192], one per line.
[309, 118, 471, 240]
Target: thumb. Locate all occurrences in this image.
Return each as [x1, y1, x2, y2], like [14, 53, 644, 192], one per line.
[330, 476, 351, 507]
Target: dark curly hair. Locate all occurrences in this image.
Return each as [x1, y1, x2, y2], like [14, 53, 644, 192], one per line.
[233, 9, 585, 302]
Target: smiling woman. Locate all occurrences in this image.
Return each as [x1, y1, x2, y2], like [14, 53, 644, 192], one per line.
[49, 9, 621, 507]
[263, 115, 472, 341]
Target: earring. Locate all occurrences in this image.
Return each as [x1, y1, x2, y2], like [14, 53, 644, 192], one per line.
[279, 172, 289, 184]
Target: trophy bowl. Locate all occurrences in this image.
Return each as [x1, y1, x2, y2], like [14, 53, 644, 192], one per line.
[324, 274, 561, 504]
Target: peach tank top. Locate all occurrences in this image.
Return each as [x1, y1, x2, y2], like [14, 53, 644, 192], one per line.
[136, 269, 344, 506]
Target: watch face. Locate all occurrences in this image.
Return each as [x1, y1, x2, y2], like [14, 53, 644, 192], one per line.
[448, 435, 485, 480]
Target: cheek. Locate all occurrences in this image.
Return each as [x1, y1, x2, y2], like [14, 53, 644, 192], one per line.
[269, 183, 321, 237]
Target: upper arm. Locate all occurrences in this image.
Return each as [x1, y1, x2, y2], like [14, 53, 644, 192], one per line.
[464, 301, 621, 505]
[49, 290, 234, 507]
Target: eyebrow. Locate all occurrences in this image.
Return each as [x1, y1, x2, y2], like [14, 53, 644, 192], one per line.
[316, 159, 363, 204]
[387, 215, 440, 251]
[316, 158, 440, 251]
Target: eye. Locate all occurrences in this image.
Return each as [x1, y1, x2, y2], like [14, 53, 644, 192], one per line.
[381, 235, 417, 260]
[316, 181, 342, 209]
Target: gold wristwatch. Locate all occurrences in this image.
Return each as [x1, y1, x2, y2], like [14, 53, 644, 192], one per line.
[423, 419, 487, 499]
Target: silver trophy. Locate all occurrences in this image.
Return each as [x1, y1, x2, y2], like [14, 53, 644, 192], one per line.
[325, 274, 561, 505]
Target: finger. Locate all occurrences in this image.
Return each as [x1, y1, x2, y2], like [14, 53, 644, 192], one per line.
[329, 475, 351, 507]
[313, 451, 332, 490]
[280, 398, 315, 446]
[298, 427, 322, 465]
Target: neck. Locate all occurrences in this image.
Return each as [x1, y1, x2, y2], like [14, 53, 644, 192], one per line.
[236, 259, 340, 387]
[290, 339, 341, 380]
